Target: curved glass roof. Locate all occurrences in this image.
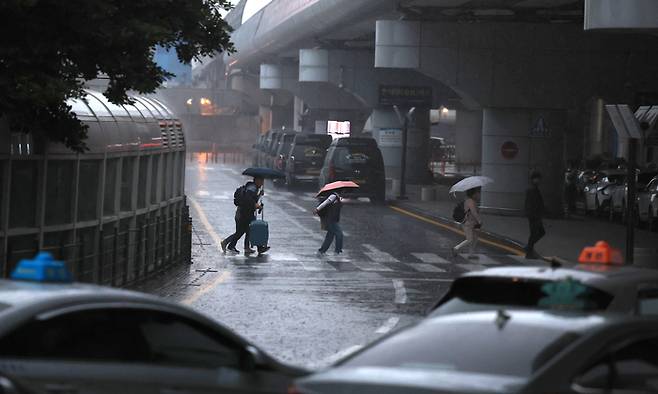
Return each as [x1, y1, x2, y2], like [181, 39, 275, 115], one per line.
[66, 90, 176, 122]
[86, 90, 130, 118]
[242, 0, 273, 24]
[67, 97, 95, 117]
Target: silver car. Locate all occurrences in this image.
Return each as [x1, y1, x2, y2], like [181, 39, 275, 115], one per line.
[429, 264, 658, 316]
[295, 311, 658, 394]
[609, 171, 656, 222]
[583, 171, 625, 214]
[638, 175, 658, 231]
[0, 279, 306, 394]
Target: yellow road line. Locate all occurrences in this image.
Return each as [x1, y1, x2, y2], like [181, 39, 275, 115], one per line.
[389, 205, 525, 256]
[184, 196, 231, 306]
[188, 196, 224, 250]
[182, 271, 231, 306]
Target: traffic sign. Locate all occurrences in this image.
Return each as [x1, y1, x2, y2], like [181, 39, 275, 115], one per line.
[379, 85, 432, 107]
[530, 116, 551, 138]
[501, 141, 519, 160]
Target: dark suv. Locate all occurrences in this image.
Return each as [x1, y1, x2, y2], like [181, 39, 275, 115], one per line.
[319, 137, 386, 203]
[285, 134, 332, 187]
[264, 131, 282, 169]
[273, 133, 296, 173]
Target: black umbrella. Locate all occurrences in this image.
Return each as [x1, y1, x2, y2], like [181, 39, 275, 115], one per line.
[242, 167, 285, 179]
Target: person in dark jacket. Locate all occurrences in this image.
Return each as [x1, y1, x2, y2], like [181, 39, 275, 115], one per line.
[222, 176, 264, 255]
[525, 171, 546, 259]
[314, 191, 343, 255]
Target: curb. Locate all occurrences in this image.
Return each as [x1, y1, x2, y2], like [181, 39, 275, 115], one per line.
[388, 200, 527, 256]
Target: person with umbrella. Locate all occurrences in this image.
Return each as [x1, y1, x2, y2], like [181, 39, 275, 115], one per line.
[221, 168, 282, 255]
[314, 181, 358, 255]
[449, 176, 491, 259]
[221, 176, 264, 255]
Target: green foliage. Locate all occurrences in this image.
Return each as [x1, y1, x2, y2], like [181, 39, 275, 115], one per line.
[0, 0, 234, 152]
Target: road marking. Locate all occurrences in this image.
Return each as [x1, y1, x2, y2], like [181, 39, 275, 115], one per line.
[182, 271, 231, 306]
[407, 263, 446, 273]
[286, 201, 308, 212]
[351, 260, 394, 272]
[411, 252, 451, 264]
[393, 279, 407, 304]
[465, 254, 503, 265]
[301, 196, 317, 202]
[375, 317, 400, 334]
[362, 244, 400, 263]
[322, 345, 363, 365]
[299, 261, 337, 271]
[188, 196, 224, 250]
[197, 190, 210, 196]
[389, 206, 524, 256]
[459, 263, 488, 272]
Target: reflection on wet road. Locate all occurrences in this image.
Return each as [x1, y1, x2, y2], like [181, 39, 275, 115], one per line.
[145, 161, 523, 368]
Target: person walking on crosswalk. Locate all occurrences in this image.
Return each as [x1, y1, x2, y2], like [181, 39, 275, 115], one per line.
[314, 191, 344, 255]
[452, 187, 482, 259]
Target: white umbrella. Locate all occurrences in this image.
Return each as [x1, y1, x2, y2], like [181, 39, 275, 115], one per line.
[449, 176, 493, 194]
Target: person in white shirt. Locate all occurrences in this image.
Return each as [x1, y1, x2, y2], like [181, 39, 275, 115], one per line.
[452, 187, 482, 259]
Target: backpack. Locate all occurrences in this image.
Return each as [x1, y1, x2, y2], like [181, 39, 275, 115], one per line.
[452, 200, 466, 222]
[233, 185, 247, 207]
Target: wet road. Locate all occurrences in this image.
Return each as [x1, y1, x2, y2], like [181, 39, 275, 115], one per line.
[146, 160, 525, 368]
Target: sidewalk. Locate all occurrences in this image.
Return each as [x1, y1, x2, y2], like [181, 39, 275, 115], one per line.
[389, 183, 658, 263]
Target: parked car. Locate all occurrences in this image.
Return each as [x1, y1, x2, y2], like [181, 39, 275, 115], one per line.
[428, 264, 658, 317]
[0, 255, 307, 394]
[609, 170, 656, 222]
[273, 133, 296, 173]
[318, 137, 386, 203]
[252, 133, 267, 166]
[295, 311, 658, 394]
[285, 134, 332, 187]
[638, 175, 658, 231]
[264, 131, 283, 169]
[583, 170, 625, 214]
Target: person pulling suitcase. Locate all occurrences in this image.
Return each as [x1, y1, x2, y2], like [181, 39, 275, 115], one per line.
[221, 176, 269, 256]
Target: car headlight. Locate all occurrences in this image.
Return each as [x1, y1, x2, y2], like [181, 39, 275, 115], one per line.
[584, 186, 590, 192]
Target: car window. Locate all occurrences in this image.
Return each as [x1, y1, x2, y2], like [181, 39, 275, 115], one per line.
[332, 146, 379, 170]
[0, 308, 242, 368]
[431, 277, 613, 316]
[292, 143, 325, 160]
[574, 335, 658, 392]
[341, 319, 581, 377]
[638, 286, 658, 315]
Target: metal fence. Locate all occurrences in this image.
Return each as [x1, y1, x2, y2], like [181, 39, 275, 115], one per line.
[4, 205, 192, 287]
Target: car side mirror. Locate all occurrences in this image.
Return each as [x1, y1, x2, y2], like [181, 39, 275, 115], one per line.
[240, 345, 265, 371]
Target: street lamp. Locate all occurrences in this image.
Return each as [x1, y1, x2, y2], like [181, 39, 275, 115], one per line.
[393, 105, 416, 200]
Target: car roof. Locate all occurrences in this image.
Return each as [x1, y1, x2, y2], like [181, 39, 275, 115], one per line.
[459, 265, 658, 292]
[0, 279, 164, 309]
[332, 137, 377, 146]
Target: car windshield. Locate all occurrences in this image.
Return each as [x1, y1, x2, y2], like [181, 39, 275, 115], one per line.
[340, 317, 581, 378]
[292, 142, 326, 159]
[332, 146, 380, 170]
[430, 276, 613, 316]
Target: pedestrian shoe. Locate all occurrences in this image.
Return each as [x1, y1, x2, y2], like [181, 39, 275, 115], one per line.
[316, 250, 326, 256]
[257, 246, 270, 255]
[220, 240, 228, 253]
[228, 247, 240, 254]
[244, 248, 256, 255]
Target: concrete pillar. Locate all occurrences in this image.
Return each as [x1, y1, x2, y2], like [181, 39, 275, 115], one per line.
[481, 108, 565, 214]
[407, 108, 432, 184]
[299, 49, 329, 82]
[370, 108, 402, 179]
[455, 110, 483, 172]
[375, 20, 421, 69]
[260, 64, 283, 89]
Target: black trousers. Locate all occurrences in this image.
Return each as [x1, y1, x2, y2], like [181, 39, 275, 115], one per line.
[526, 218, 546, 252]
[226, 216, 253, 249]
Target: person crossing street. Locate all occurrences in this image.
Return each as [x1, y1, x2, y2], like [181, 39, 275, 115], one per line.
[315, 191, 344, 255]
[222, 176, 265, 255]
[525, 171, 546, 259]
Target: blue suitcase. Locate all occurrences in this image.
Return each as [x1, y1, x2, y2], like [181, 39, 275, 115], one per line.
[249, 213, 269, 249]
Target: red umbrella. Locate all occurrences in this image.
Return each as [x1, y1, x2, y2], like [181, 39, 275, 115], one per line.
[317, 181, 359, 197]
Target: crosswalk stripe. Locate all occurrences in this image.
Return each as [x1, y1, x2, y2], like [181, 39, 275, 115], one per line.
[362, 244, 400, 263]
[301, 196, 317, 202]
[411, 253, 451, 264]
[286, 201, 308, 212]
[459, 263, 488, 271]
[351, 260, 394, 272]
[299, 261, 338, 271]
[407, 263, 446, 273]
[465, 254, 503, 265]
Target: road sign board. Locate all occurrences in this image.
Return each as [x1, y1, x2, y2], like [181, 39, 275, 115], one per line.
[378, 128, 402, 147]
[379, 85, 432, 107]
